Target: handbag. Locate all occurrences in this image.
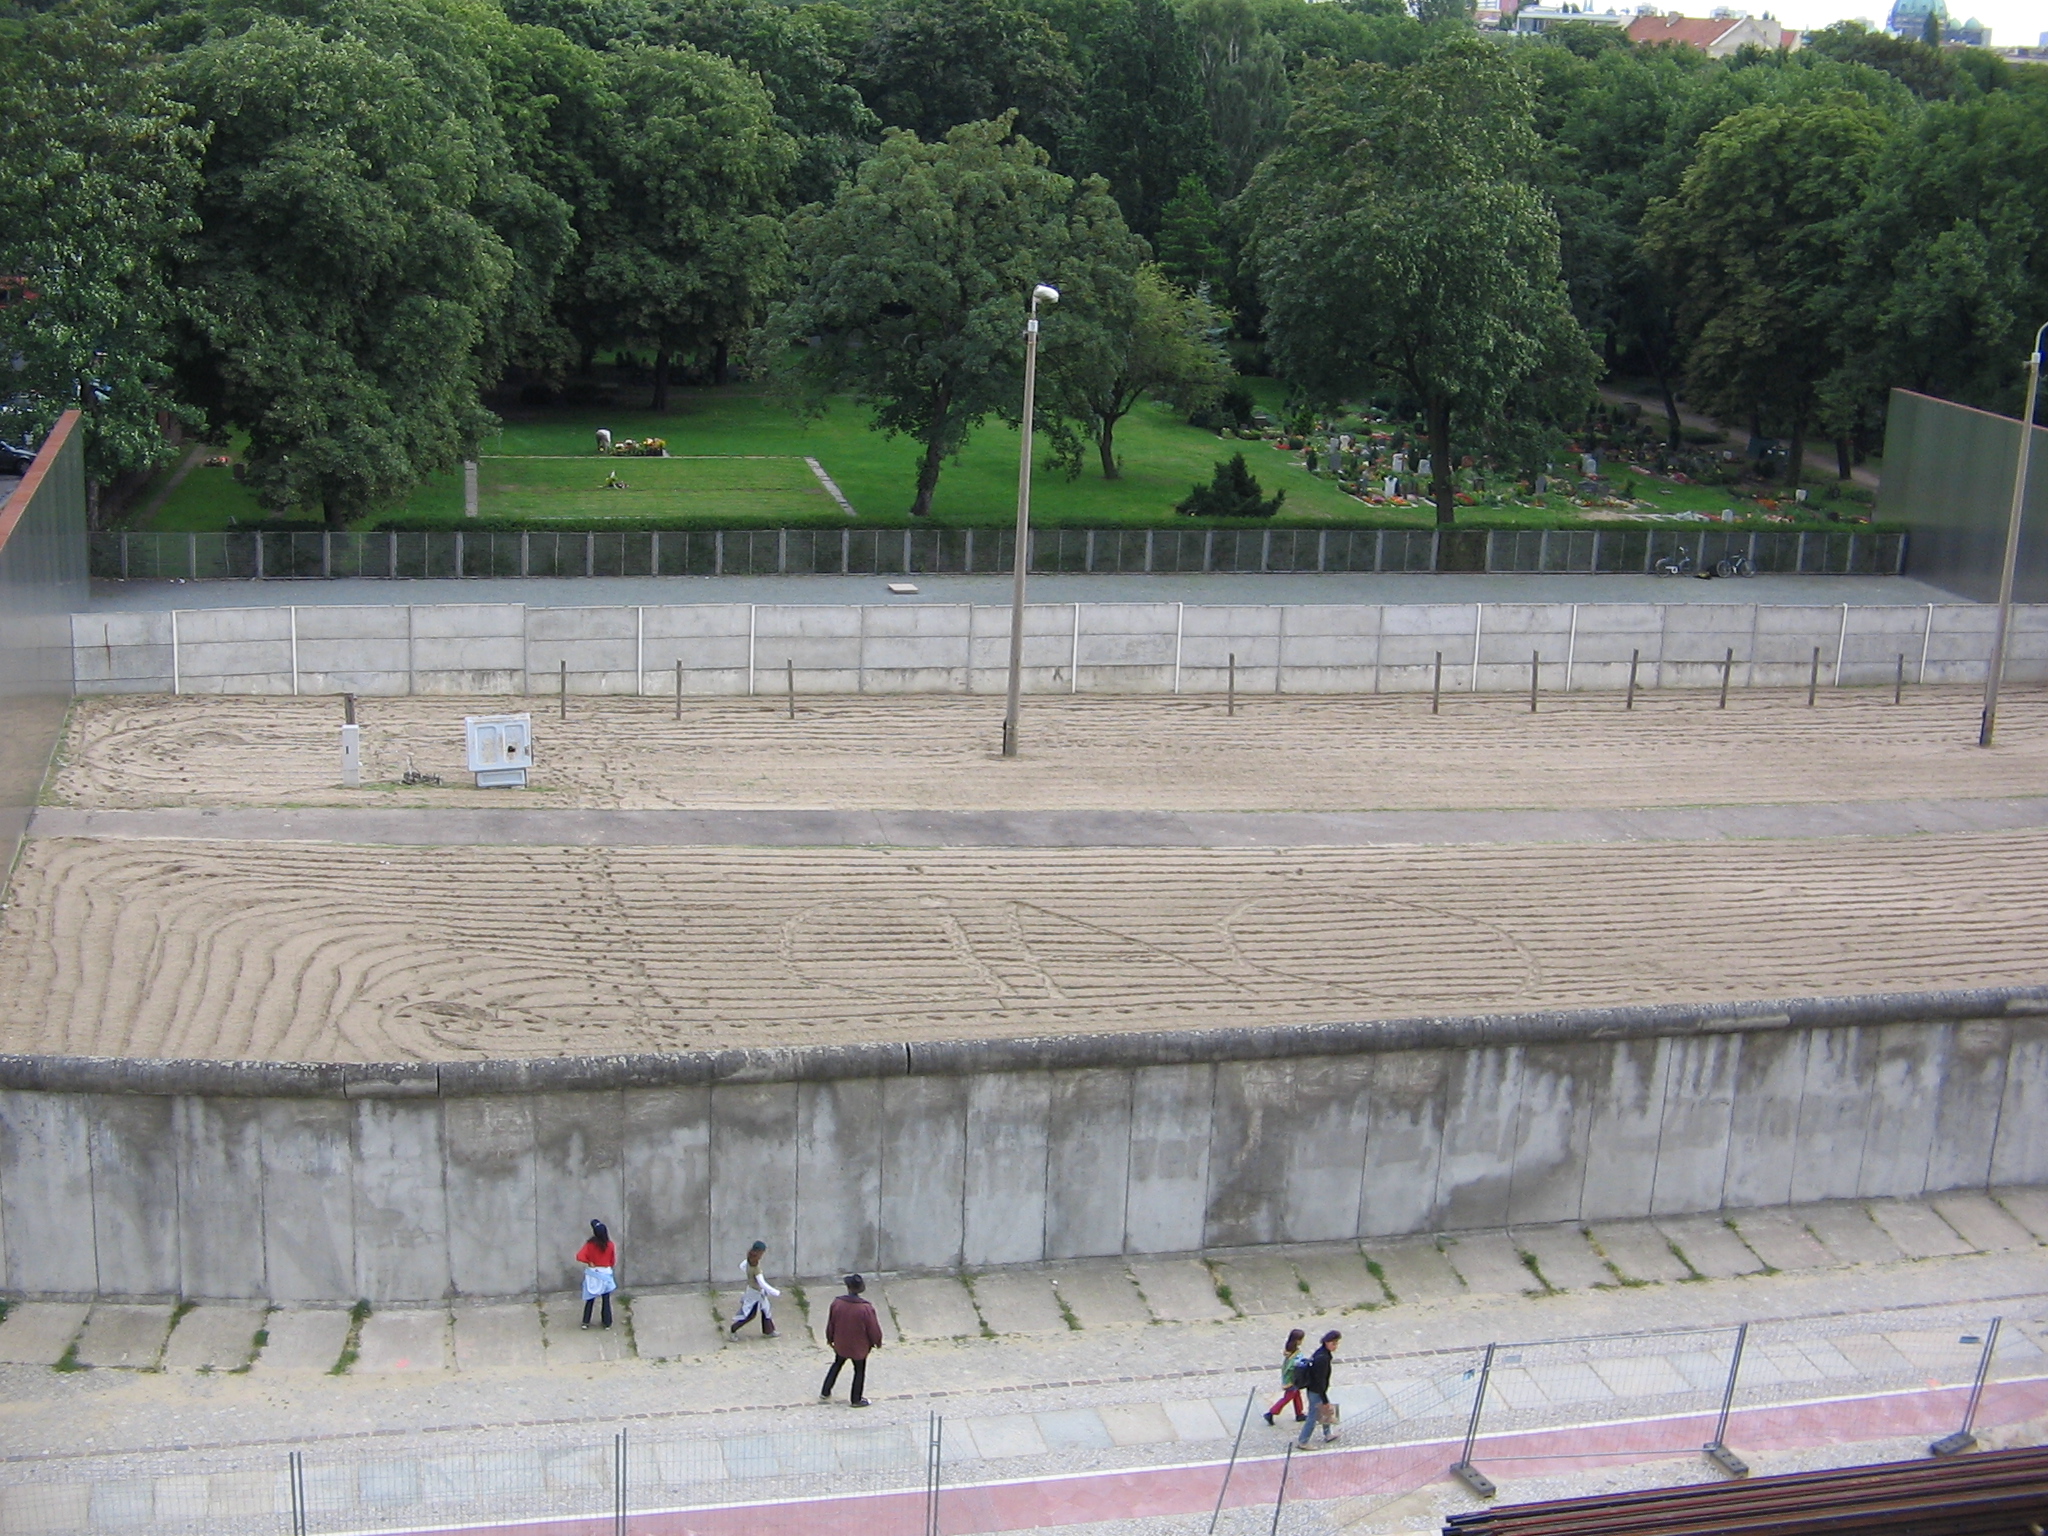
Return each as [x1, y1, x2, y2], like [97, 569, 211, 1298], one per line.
[1317, 1400, 1339, 1427]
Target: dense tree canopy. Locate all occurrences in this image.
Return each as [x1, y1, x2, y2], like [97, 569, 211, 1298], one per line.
[4, 0, 2046, 521]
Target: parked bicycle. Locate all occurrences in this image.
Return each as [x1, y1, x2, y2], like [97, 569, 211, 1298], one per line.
[1652, 549, 1695, 577]
[1715, 552, 1756, 578]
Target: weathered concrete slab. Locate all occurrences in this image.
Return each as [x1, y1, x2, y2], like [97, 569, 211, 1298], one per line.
[1929, 1192, 2036, 1251]
[962, 1073, 1050, 1270]
[1511, 1225, 1611, 1292]
[1098, 1402, 1176, 1446]
[162, 1304, 266, 1371]
[969, 1271, 1069, 1336]
[1047, 1262, 1148, 1329]
[251, 1308, 350, 1372]
[803, 1286, 897, 1351]
[1865, 1199, 1972, 1258]
[1129, 1259, 1231, 1323]
[960, 1414, 1047, 1459]
[795, 1079, 881, 1280]
[1993, 1186, 2048, 1241]
[73, 1304, 173, 1369]
[1211, 1254, 1307, 1316]
[1654, 1216, 1763, 1279]
[625, 1292, 721, 1361]
[1290, 1248, 1385, 1312]
[353, 1309, 451, 1373]
[1441, 1230, 1541, 1295]
[1126, 1065, 1213, 1256]
[450, 1302, 544, 1372]
[0, 1301, 88, 1365]
[883, 1277, 982, 1341]
[1727, 1210, 1835, 1271]
[1362, 1237, 1464, 1304]
[1587, 1221, 1688, 1284]
[879, 1076, 968, 1272]
[1802, 1202, 1904, 1265]
[542, 1296, 632, 1363]
[1035, 1408, 1115, 1451]
[1163, 1398, 1231, 1441]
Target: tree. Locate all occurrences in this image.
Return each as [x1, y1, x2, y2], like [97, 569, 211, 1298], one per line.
[1641, 92, 1899, 490]
[1176, 452, 1281, 516]
[1243, 41, 1595, 525]
[170, 5, 532, 527]
[0, 1, 200, 507]
[1803, 21, 1968, 101]
[1155, 175, 1230, 291]
[1071, 0, 1218, 237]
[579, 44, 796, 403]
[850, 0, 1081, 166]
[757, 116, 1142, 516]
[1046, 264, 1232, 477]
[1185, 0, 1290, 194]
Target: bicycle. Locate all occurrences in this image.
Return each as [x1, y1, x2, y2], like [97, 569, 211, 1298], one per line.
[1714, 552, 1756, 578]
[1652, 550, 1694, 577]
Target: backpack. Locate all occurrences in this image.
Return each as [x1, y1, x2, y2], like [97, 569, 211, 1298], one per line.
[1289, 1357, 1313, 1389]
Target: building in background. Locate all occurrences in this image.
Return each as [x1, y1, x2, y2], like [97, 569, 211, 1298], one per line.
[1627, 8, 1799, 53]
[1884, 0, 1988, 45]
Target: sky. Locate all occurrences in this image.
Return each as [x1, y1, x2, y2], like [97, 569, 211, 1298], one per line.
[1761, 0, 2048, 45]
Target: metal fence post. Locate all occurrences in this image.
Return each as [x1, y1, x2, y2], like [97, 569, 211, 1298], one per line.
[290, 1450, 307, 1536]
[1932, 1318, 2002, 1456]
[1227, 653, 1236, 716]
[1895, 653, 1906, 705]
[615, 1429, 627, 1536]
[1704, 1322, 1750, 1476]
[1529, 649, 1539, 712]
[1209, 1386, 1258, 1534]
[1719, 647, 1734, 709]
[926, 1413, 943, 1536]
[1266, 1441, 1296, 1536]
[1431, 651, 1442, 715]
[675, 659, 683, 721]
[1626, 648, 1639, 710]
[1449, 1342, 1498, 1498]
[560, 659, 568, 720]
[1807, 645, 1820, 706]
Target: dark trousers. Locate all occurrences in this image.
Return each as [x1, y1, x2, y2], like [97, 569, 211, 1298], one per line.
[822, 1354, 867, 1400]
[583, 1293, 613, 1328]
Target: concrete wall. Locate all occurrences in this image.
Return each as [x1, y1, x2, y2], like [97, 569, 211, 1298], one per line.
[1881, 387, 2047, 604]
[0, 411, 88, 872]
[70, 600, 2048, 697]
[1, 988, 2041, 1302]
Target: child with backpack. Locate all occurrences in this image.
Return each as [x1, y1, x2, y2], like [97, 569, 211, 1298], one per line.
[1264, 1327, 1309, 1425]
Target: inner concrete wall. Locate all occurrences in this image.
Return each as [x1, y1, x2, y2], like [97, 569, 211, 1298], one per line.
[1881, 387, 2048, 603]
[70, 599, 2047, 698]
[2, 989, 2041, 1303]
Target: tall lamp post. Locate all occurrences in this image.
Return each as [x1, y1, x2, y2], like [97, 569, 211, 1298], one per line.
[1979, 319, 2046, 748]
[1002, 283, 1060, 758]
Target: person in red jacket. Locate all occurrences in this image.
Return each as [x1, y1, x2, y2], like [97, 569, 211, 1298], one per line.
[820, 1273, 882, 1406]
[577, 1219, 617, 1330]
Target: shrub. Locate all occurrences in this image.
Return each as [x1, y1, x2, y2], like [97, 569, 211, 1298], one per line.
[1176, 453, 1284, 518]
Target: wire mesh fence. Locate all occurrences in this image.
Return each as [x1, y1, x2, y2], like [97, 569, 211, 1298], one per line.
[89, 527, 1908, 582]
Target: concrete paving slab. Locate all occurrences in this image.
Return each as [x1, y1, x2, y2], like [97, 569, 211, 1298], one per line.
[250, 1308, 350, 1372]
[628, 1293, 722, 1361]
[1098, 1402, 1177, 1446]
[1363, 1237, 1465, 1304]
[1511, 1225, 1610, 1292]
[1290, 1248, 1386, 1311]
[1163, 1398, 1230, 1441]
[1588, 1354, 1691, 1399]
[1748, 1343, 1830, 1385]
[0, 1302, 90, 1366]
[450, 1302, 545, 1371]
[1523, 1360, 1616, 1406]
[1865, 1200, 1972, 1258]
[161, 1304, 265, 1371]
[1992, 1186, 2048, 1241]
[354, 1309, 451, 1373]
[1480, 1364, 1550, 1411]
[1786, 1338, 1867, 1381]
[72, 1305, 173, 1369]
[1211, 1254, 1309, 1316]
[969, 1271, 1070, 1336]
[1443, 1230, 1544, 1295]
[1586, 1221, 1688, 1284]
[1044, 1263, 1149, 1329]
[1829, 1332, 1914, 1379]
[1666, 1347, 1734, 1391]
[1034, 1408, 1115, 1451]
[0, 1483, 89, 1533]
[1128, 1259, 1232, 1324]
[803, 1289, 895, 1352]
[961, 1414, 1048, 1459]
[1728, 1210, 1836, 1271]
[884, 1277, 984, 1341]
[542, 1296, 632, 1364]
[1931, 1192, 2037, 1251]
[1654, 1216, 1764, 1279]
[1802, 1202, 1904, 1265]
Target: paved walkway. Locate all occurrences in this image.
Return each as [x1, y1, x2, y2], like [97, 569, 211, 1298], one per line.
[30, 795, 2048, 849]
[84, 571, 1962, 611]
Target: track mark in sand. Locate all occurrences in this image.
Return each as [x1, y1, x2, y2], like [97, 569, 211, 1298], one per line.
[4, 833, 2047, 1062]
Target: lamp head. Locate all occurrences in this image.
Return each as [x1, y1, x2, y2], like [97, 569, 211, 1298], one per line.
[1032, 284, 1060, 306]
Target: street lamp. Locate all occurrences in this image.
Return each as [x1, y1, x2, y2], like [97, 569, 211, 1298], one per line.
[1002, 282, 1059, 758]
[1979, 319, 2046, 748]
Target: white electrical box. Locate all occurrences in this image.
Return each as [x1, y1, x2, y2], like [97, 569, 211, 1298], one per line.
[339, 723, 361, 787]
[465, 714, 533, 788]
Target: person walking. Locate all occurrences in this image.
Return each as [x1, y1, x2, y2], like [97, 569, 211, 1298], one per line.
[1264, 1328, 1308, 1425]
[820, 1273, 882, 1406]
[1296, 1330, 1341, 1447]
[729, 1240, 780, 1336]
[577, 1219, 617, 1330]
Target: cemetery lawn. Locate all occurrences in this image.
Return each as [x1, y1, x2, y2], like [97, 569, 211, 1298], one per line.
[124, 383, 1889, 532]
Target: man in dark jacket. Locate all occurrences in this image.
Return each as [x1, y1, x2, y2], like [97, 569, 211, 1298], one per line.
[1296, 1330, 1341, 1446]
[821, 1273, 883, 1406]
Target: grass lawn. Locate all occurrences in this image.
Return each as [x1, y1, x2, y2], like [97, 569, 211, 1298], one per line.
[122, 381, 1888, 533]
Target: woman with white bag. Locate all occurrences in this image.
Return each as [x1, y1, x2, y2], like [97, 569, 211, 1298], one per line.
[729, 1240, 780, 1337]
[577, 1219, 618, 1330]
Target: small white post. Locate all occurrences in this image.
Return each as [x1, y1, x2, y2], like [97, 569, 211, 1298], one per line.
[1833, 601, 1849, 687]
[339, 724, 361, 787]
[170, 610, 181, 696]
[1563, 604, 1579, 693]
[289, 606, 300, 696]
[747, 604, 757, 696]
[635, 605, 644, 697]
[1173, 602, 1185, 695]
[1070, 603, 1081, 693]
[1470, 603, 1484, 692]
[1920, 602, 1935, 684]
[463, 460, 479, 518]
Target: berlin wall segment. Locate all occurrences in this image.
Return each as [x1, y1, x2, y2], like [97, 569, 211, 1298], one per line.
[0, 988, 2043, 1303]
